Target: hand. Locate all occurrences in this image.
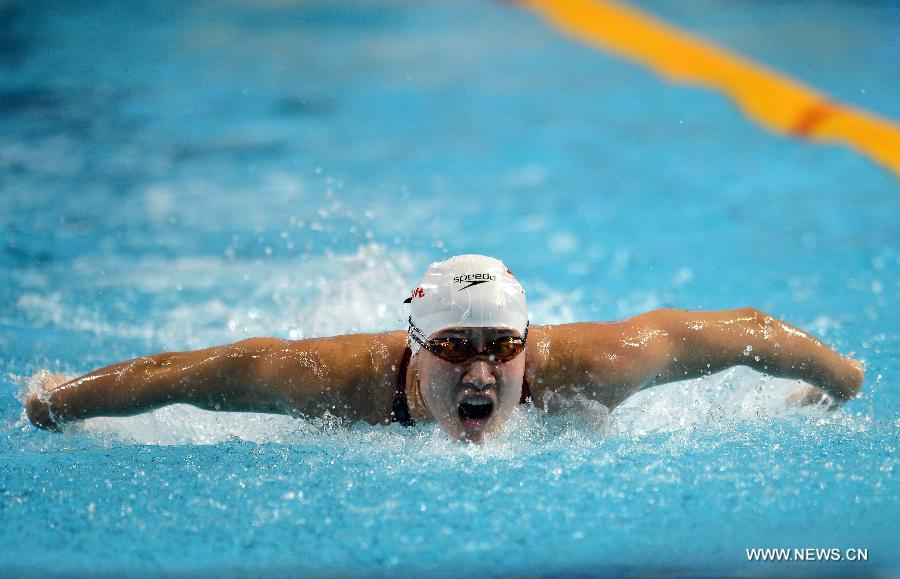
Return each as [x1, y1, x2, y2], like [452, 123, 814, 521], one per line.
[25, 372, 69, 431]
[786, 385, 837, 410]
[786, 357, 864, 411]
[839, 357, 865, 400]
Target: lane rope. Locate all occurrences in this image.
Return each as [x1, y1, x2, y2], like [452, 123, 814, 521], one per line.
[520, 0, 900, 175]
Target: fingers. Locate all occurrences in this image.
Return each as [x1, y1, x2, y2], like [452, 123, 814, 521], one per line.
[25, 394, 61, 431]
[844, 358, 864, 398]
[786, 386, 839, 411]
[786, 357, 863, 413]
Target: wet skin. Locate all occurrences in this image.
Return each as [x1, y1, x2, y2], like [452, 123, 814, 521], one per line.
[26, 308, 865, 441]
[411, 327, 526, 443]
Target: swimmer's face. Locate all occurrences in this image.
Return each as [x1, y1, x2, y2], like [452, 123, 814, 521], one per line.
[415, 327, 526, 444]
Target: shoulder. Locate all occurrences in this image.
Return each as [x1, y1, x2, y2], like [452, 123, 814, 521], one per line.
[525, 322, 625, 374]
[269, 331, 409, 424]
[524, 323, 617, 394]
[526, 317, 667, 355]
[273, 330, 409, 374]
[524, 316, 678, 384]
[529, 310, 692, 351]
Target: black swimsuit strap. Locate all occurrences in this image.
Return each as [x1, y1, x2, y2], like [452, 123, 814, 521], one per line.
[392, 347, 415, 426]
[520, 374, 531, 404]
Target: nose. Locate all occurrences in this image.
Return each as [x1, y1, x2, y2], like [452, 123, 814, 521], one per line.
[461, 360, 496, 391]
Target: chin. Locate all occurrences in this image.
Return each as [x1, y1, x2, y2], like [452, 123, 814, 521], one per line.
[454, 412, 508, 444]
[457, 424, 488, 444]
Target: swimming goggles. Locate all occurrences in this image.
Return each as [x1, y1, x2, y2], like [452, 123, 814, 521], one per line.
[408, 317, 528, 364]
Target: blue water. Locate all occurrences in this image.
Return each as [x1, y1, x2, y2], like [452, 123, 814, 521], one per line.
[2, 0, 898, 576]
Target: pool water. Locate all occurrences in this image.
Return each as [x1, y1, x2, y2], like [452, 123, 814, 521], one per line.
[2, 0, 897, 575]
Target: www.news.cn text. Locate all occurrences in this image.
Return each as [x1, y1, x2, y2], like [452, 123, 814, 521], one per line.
[746, 548, 868, 562]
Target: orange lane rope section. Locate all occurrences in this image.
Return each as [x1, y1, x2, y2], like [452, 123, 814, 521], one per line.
[520, 0, 900, 175]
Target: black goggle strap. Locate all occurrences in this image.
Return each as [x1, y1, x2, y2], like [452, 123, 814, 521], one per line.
[407, 316, 430, 350]
[408, 317, 529, 352]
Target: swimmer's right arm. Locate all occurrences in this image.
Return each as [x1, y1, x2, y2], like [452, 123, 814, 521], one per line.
[26, 332, 407, 430]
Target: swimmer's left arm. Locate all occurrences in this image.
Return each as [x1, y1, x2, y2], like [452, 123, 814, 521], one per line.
[639, 308, 864, 407]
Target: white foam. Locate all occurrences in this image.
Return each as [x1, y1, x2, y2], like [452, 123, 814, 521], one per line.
[13, 366, 832, 448]
[70, 406, 313, 445]
[611, 367, 825, 436]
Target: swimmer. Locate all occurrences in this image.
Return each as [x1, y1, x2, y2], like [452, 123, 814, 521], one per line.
[26, 255, 864, 443]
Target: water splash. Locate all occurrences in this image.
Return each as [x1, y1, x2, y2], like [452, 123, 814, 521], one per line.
[16, 364, 853, 449]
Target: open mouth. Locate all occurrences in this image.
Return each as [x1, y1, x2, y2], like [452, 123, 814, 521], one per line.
[458, 394, 494, 430]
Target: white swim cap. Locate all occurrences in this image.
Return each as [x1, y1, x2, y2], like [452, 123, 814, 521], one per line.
[404, 255, 528, 355]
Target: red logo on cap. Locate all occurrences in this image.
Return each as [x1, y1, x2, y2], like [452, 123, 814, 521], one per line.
[411, 287, 425, 299]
